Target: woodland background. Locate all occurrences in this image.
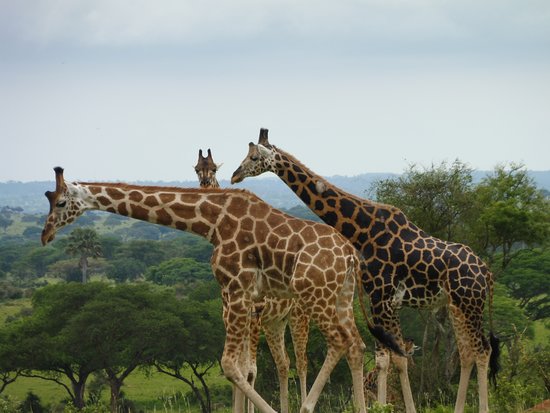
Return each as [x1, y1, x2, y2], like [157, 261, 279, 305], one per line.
[0, 162, 549, 413]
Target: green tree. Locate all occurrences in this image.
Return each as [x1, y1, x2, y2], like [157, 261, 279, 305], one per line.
[370, 160, 476, 242]
[5, 283, 196, 411]
[474, 163, 550, 270]
[105, 258, 145, 282]
[64, 228, 102, 283]
[166, 235, 213, 263]
[11, 283, 109, 408]
[145, 257, 213, 286]
[0, 212, 13, 233]
[499, 248, 550, 320]
[65, 284, 186, 412]
[155, 298, 225, 413]
[0, 327, 21, 394]
[113, 240, 165, 267]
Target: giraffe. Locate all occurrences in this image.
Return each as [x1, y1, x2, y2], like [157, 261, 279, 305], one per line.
[41, 166, 404, 413]
[231, 128, 500, 413]
[363, 338, 419, 408]
[195, 148, 222, 189]
[194, 148, 311, 413]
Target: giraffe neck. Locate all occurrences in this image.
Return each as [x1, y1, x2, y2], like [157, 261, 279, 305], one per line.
[271, 147, 387, 245]
[74, 182, 231, 244]
[210, 178, 220, 189]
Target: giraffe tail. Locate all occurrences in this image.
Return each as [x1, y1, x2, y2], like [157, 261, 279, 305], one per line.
[487, 270, 501, 388]
[355, 259, 406, 357]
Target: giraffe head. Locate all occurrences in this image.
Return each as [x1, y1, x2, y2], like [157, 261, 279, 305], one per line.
[41, 167, 88, 245]
[194, 149, 221, 188]
[231, 128, 276, 184]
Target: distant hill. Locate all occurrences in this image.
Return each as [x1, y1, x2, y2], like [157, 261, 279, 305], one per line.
[1, 171, 549, 214]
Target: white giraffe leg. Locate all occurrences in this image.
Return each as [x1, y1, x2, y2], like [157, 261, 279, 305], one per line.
[476, 354, 490, 413]
[346, 339, 367, 413]
[376, 349, 390, 404]
[393, 354, 417, 413]
[264, 318, 291, 413]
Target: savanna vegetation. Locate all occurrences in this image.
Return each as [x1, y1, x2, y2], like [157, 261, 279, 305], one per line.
[0, 162, 548, 412]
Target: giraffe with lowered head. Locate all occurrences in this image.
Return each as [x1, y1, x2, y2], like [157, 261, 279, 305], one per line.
[231, 128, 500, 413]
[194, 148, 311, 412]
[41, 166, 403, 413]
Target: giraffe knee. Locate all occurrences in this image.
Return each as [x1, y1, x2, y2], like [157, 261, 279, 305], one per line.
[376, 352, 390, 372]
[392, 354, 408, 373]
[221, 355, 242, 383]
[276, 356, 290, 377]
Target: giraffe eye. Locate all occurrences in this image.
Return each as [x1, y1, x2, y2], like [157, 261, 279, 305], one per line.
[250, 156, 259, 162]
[56, 201, 67, 208]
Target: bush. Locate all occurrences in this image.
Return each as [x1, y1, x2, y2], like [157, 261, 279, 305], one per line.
[0, 396, 21, 413]
[490, 380, 542, 413]
[60, 401, 110, 413]
[20, 392, 45, 413]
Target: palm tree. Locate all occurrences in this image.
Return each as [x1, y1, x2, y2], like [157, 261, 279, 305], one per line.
[65, 228, 102, 283]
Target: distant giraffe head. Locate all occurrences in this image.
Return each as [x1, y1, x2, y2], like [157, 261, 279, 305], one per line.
[194, 148, 221, 189]
[231, 128, 277, 184]
[41, 167, 90, 245]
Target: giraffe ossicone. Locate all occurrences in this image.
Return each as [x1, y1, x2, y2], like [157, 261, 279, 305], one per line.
[42, 166, 402, 413]
[231, 128, 500, 413]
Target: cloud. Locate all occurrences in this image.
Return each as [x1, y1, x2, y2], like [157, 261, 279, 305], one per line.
[1, 0, 549, 56]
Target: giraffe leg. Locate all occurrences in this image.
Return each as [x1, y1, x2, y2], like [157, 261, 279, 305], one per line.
[289, 304, 310, 405]
[454, 355, 474, 413]
[375, 347, 390, 405]
[302, 260, 367, 413]
[448, 304, 488, 413]
[220, 293, 277, 413]
[263, 317, 291, 413]
[345, 336, 367, 413]
[392, 354, 417, 413]
[300, 344, 348, 413]
[247, 310, 262, 413]
[233, 313, 251, 413]
[476, 352, 490, 413]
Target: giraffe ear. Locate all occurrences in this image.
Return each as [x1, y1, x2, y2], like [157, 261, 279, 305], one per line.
[216, 162, 223, 170]
[257, 144, 271, 157]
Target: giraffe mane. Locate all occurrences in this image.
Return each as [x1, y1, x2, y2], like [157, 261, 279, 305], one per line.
[76, 182, 259, 198]
[274, 145, 401, 213]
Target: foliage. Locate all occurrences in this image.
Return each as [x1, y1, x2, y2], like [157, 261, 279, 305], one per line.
[20, 391, 45, 413]
[1, 282, 227, 411]
[370, 160, 476, 242]
[487, 327, 550, 413]
[64, 228, 102, 284]
[154, 298, 225, 413]
[368, 402, 395, 413]
[61, 401, 110, 413]
[105, 258, 145, 282]
[473, 163, 550, 270]
[145, 257, 213, 286]
[0, 395, 21, 413]
[499, 248, 550, 321]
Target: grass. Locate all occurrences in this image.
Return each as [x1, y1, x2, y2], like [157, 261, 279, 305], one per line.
[0, 298, 31, 324]
[532, 319, 550, 346]
[4, 368, 233, 412]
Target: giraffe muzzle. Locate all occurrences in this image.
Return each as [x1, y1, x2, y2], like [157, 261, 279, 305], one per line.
[231, 169, 244, 184]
